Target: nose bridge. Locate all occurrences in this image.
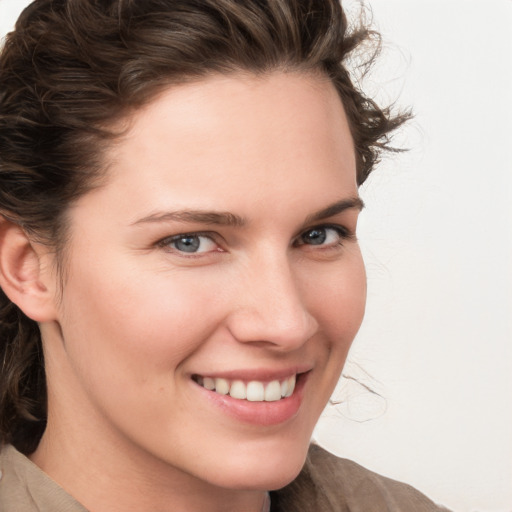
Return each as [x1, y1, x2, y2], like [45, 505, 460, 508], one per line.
[228, 248, 318, 349]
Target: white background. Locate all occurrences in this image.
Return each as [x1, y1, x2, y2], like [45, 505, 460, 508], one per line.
[1, 1, 511, 511]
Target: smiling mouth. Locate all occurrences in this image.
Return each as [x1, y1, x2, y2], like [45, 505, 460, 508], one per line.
[192, 374, 297, 402]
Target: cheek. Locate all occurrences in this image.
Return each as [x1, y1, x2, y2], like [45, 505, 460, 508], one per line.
[59, 261, 223, 385]
[313, 252, 366, 402]
[54, 264, 229, 442]
[305, 249, 367, 346]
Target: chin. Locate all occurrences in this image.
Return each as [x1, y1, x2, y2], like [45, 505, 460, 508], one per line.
[199, 435, 311, 491]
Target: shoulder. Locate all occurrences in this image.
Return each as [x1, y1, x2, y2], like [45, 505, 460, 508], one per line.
[0, 444, 87, 512]
[271, 444, 451, 512]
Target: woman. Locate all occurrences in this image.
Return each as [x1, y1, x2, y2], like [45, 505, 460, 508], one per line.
[0, 1, 448, 510]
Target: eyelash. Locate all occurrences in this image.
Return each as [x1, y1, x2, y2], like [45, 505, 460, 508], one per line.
[157, 224, 352, 256]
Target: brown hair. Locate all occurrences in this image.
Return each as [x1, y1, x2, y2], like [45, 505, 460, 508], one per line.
[0, 0, 409, 454]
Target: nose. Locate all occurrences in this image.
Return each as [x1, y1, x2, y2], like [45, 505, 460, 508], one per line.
[225, 253, 319, 351]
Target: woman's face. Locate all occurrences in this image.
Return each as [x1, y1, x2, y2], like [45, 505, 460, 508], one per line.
[42, 72, 366, 491]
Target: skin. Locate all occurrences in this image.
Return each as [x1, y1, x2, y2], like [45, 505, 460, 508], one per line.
[27, 72, 367, 512]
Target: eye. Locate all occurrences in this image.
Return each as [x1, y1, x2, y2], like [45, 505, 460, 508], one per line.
[159, 233, 220, 254]
[295, 225, 349, 248]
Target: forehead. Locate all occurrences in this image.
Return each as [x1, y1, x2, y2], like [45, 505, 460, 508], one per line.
[74, 71, 358, 227]
[112, 72, 354, 181]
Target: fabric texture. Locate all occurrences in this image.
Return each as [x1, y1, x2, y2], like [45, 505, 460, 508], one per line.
[270, 444, 450, 511]
[0, 444, 87, 512]
[0, 443, 450, 511]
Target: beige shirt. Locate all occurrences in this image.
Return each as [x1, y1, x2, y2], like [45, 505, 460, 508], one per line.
[0, 443, 450, 511]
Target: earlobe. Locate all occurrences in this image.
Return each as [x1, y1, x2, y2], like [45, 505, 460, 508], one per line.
[0, 217, 57, 322]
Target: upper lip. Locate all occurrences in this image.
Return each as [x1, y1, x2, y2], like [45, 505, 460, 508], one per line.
[192, 365, 312, 383]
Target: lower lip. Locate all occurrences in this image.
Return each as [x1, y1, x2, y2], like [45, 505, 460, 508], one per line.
[193, 373, 309, 426]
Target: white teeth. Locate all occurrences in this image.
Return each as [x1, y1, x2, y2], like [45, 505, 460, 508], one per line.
[229, 380, 247, 400]
[264, 380, 282, 401]
[285, 374, 296, 398]
[198, 374, 298, 401]
[281, 379, 289, 397]
[215, 378, 230, 395]
[203, 377, 215, 391]
[246, 381, 265, 401]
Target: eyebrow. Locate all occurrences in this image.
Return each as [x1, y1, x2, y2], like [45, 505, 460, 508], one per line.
[303, 197, 365, 225]
[132, 197, 364, 228]
[133, 210, 246, 227]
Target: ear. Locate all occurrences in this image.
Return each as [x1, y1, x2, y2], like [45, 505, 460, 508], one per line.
[0, 217, 58, 322]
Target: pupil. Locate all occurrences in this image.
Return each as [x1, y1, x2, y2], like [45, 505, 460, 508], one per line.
[304, 229, 326, 245]
[175, 236, 200, 252]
